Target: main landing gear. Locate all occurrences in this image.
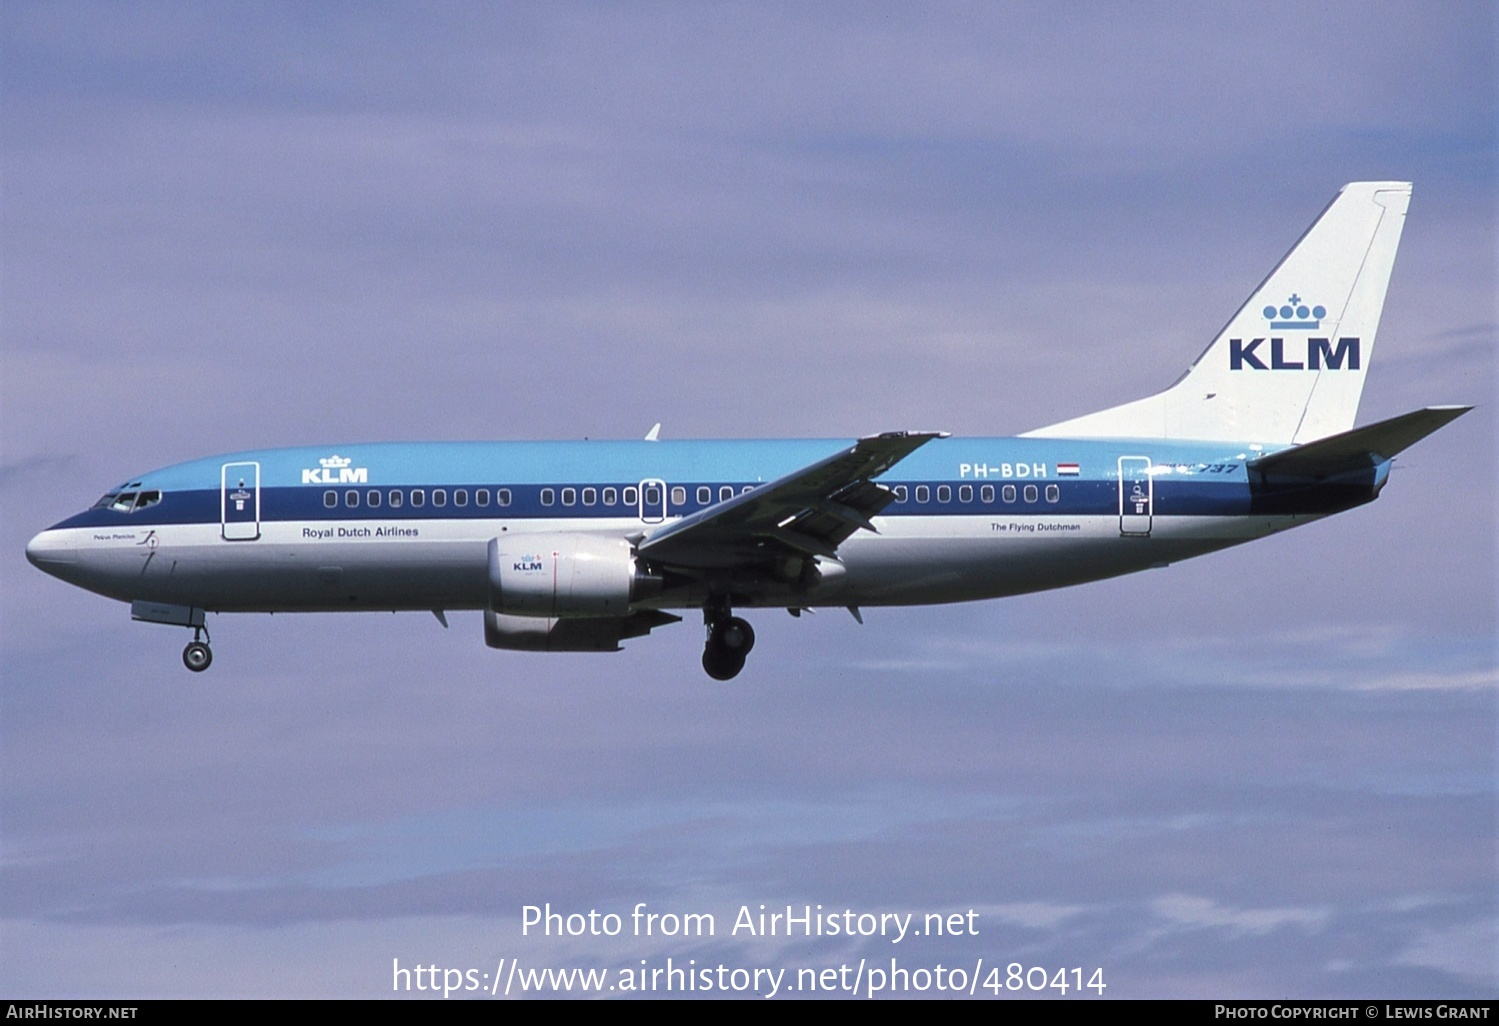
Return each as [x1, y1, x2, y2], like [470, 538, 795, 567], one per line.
[702, 602, 755, 681]
[182, 624, 213, 673]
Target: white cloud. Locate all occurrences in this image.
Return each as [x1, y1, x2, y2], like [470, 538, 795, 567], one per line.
[1150, 894, 1329, 937]
[1393, 919, 1499, 989]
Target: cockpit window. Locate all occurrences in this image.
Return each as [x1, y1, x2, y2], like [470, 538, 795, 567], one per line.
[98, 490, 162, 513]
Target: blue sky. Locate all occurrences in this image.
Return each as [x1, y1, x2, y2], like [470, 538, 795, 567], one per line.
[2, 1, 1494, 998]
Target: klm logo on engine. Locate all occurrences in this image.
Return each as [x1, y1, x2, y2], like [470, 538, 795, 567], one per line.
[301, 454, 369, 485]
[1230, 293, 1361, 371]
[513, 553, 545, 572]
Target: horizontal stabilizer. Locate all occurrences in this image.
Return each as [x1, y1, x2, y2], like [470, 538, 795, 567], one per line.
[1249, 406, 1471, 479]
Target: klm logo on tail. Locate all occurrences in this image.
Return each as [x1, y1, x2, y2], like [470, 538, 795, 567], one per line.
[1022, 183, 1409, 443]
[1230, 337, 1360, 371]
[1230, 295, 1359, 371]
[1265, 294, 1325, 330]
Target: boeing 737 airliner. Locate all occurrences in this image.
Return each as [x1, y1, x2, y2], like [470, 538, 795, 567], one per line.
[27, 182, 1469, 679]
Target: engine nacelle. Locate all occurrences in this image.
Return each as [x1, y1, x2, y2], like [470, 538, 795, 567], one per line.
[485, 610, 682, 652]
[488, 534, 660, 618]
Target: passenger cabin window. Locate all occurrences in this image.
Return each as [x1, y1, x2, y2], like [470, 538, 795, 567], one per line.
[410, 489, 425, 507]
[1045, 484, 1060, 503]
[367, 489, 381, 508]
[454, 489, 468, 506]
[540, 488, 555, 506]
[345, 490, 359, 507]
[624, 487, 639, 505]
[497, 488, 511, 506]
[603, 487, 618, 505]
[582, 487, 596, 506]
[671, 486, 686, 506]
[697, 486, 711, 504]
[892, 485, 908, 502]
[981, 484, 994, 503]
[324, 490, 337, 508]
[475, 489, 489, 506]
[432, 489, 446, 507]
[389, 490, 403, 508]
[915, 485, 930, 503]
[959, 485, 973, 502]
[719, 486, 734, 502]
[1023, 484, 1038, 503]
[561, 487, 576, 506]
[1002, 485, 1016, 503]
[937, 485, 952, 503]
[643, 485, 660, 506]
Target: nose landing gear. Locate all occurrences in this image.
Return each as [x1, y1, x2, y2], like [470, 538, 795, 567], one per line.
[702, 603, 755, 680]
[182, 625, 213, 673]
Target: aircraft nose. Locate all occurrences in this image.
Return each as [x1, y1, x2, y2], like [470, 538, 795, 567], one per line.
[25, 528, 76, 573]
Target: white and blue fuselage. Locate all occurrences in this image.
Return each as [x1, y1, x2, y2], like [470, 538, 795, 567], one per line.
[26, 434, 1350, 614]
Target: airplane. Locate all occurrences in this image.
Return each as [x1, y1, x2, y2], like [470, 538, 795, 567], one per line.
[26, 181, 1470, 680]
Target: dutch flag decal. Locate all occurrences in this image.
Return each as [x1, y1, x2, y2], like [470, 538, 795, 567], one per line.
[1056, 463, 1080, 476]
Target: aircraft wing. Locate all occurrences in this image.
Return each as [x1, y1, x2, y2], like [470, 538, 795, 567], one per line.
[637, 431, 946, 570]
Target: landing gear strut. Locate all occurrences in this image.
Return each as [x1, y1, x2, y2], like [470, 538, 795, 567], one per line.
[702, 601, 755, 681]
[182, 624, 213, 673]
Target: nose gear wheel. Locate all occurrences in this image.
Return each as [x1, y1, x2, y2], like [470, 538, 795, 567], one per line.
[182, 624, 213, 673]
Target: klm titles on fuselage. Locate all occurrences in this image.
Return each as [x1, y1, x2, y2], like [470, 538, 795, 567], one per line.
[302, 526, 420, 539]
[301, 466, 369, 485]
[301, 454, 369, 485]
[1229, 337, 1360, 371]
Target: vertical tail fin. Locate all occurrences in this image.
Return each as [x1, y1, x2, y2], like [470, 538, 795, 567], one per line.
[1025, 182, 1412, 444]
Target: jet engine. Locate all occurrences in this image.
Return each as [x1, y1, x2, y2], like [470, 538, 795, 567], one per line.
[487, 534, 661, 618]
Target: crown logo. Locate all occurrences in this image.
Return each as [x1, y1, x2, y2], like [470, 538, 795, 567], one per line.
[1262, 294, 1326, 330]
[319, 454, 354, 468]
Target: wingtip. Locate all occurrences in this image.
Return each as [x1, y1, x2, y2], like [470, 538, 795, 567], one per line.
[870, 429, 950, 441]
